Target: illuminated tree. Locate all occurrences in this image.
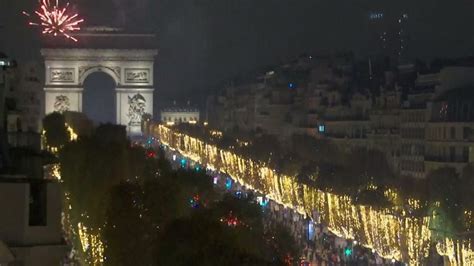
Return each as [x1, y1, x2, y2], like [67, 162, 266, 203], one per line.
[43, 112, 70, 148]
[155, 194, 298, 266]
[426, 167, 462, 232]
[103, 181, 151, 266]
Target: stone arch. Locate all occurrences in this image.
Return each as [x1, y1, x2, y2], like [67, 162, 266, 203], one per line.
[82, 71, 118, 124]
[78, 66, 121, 86]
[42, 45, 158, 136]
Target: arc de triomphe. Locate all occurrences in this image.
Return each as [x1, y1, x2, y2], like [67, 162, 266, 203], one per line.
[41, 27, 158, 136]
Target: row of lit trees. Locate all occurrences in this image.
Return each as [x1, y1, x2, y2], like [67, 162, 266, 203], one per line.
[46, 112, 299, 265]
[170, 124, 474, 234]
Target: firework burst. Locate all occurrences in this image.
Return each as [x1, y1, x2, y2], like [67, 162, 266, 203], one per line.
[23, 0, 84, 42]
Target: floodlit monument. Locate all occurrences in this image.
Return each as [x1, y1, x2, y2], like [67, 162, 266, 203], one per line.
[41, 26, 158, 136]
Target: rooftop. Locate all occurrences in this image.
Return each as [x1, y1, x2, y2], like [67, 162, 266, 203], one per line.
[162, 108, 200, 113]
[40, 26, 157, 50]
[0, 175, 54, 183]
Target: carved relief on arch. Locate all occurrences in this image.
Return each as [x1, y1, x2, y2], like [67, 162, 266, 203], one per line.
[125, 68, 150, 83]
[79, 65, 121, 84]
[50, 68, 75, 83]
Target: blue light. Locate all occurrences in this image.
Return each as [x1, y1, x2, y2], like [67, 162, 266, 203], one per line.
[288, 82, 295, 89]
[257, 196, 269, 207]
[180, 158, 187, 167]
[225, 178, 232, 190]
[195, 166, 201, 172]
[318, 124, 325, 133]
[308, 221, 315, 241]
[189, 199, 199, 208]
[235, 191, 242, 198]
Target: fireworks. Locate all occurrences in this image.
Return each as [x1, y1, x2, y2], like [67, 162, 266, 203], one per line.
[23, 0, 84, 42]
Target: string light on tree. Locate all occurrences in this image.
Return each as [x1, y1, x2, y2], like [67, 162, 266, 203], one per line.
[155, 124, 474, 265]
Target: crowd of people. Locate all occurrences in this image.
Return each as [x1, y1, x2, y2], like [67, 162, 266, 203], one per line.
[263, 200, 402, 265]
[163, 145, 406, 266]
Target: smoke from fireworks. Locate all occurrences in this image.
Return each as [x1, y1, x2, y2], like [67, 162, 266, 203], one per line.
[23, 0, 84, 42]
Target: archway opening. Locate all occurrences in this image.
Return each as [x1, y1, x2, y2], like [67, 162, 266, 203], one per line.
[82, 72, 116, 125]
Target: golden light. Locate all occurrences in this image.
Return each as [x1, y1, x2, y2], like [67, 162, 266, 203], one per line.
[152, 124, 474, 265]
[78, 222, 104, 265]
[54, 161, 104, 265]
[52, 164, 61, 180]
[65, 123, 78, 141]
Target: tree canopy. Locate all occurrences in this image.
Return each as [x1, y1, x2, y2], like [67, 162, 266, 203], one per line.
[43, 112, 70, 148]
[57, 126, 298, 265]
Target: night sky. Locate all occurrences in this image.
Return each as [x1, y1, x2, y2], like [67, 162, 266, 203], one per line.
[1, 0, 473, 110]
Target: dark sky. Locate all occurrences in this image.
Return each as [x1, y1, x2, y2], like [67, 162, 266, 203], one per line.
[1, 0, 473, 108]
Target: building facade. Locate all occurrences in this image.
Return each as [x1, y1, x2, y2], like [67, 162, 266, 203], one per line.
[161, 108, 200, 125]
[41, 27, 158, 136]
[15, 62, 44, 133]
[208, 54, 474, 179]
[0, 177, 68, 265]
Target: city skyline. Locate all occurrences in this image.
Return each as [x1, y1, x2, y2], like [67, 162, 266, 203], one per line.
[1, 0, 473, 102]
[1, 1, 474, 265]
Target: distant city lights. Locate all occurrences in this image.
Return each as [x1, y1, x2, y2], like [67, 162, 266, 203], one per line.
[369, 12, 384, 20]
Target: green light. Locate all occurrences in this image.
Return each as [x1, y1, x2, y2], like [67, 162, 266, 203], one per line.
[344, 248, 352, 256]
